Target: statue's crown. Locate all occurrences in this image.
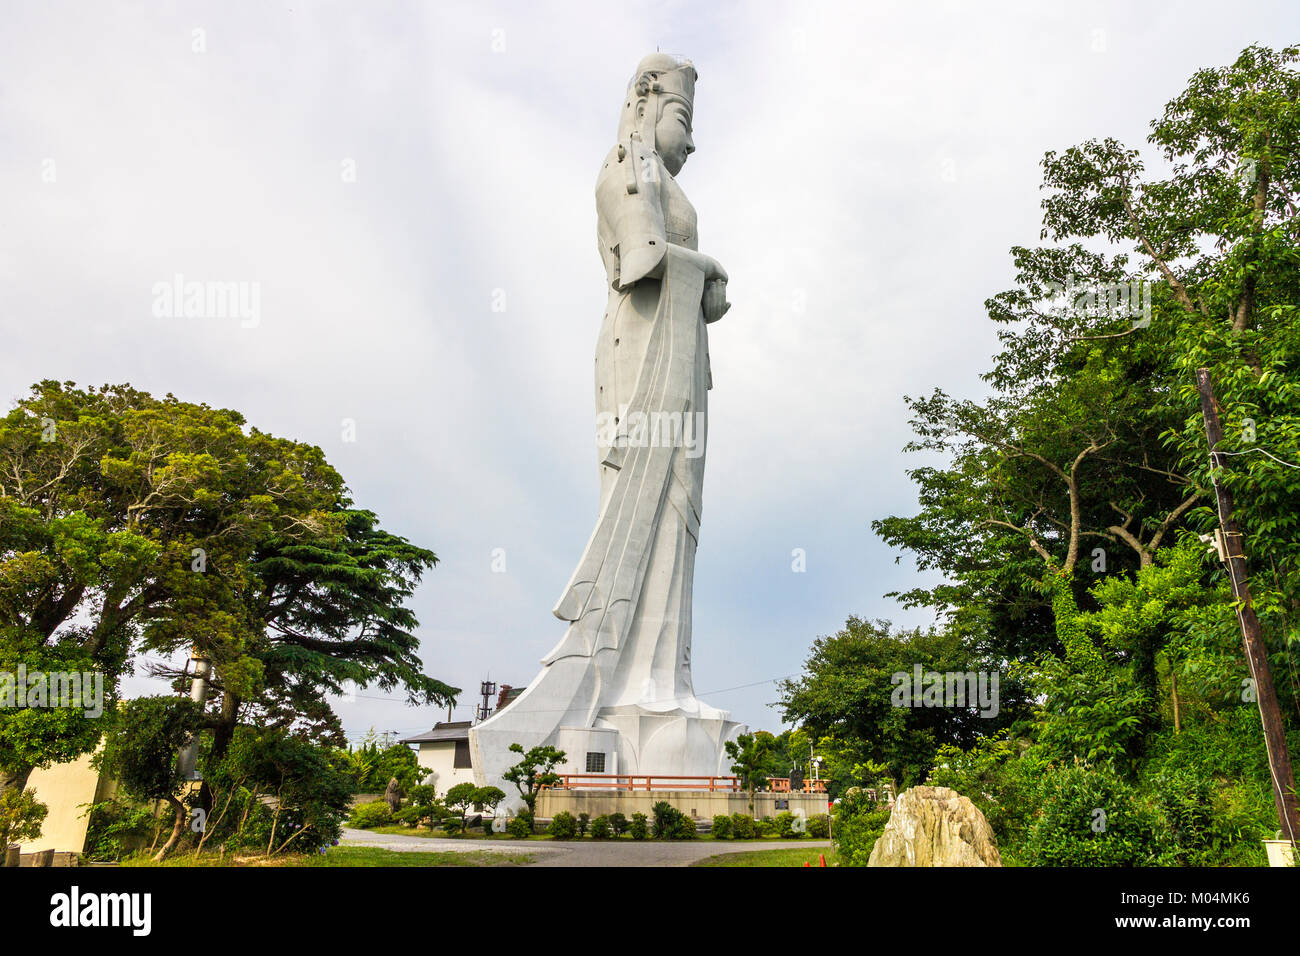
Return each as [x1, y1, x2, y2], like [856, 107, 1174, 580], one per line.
[629, 53, 696, 106]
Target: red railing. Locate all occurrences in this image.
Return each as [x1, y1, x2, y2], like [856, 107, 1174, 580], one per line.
[766, 778, 828, 793]
[544, 774, 743, 792]
[541, 774, 829, 794]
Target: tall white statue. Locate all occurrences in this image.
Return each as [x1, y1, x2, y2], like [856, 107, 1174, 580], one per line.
[471, 54, 743, 799]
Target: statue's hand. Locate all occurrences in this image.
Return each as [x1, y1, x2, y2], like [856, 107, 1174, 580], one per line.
[703, 278, 731, 324]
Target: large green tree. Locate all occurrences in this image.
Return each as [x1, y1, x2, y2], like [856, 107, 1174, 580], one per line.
[0, 380, 457, 796]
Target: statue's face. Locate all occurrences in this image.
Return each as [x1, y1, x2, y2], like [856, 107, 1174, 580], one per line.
[655, 98, 694, 176]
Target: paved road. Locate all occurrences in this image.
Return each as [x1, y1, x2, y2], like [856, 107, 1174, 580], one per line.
[341, 828, 830, 867]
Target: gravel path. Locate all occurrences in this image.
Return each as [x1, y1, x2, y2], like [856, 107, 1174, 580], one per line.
[340, 828, 830, 867]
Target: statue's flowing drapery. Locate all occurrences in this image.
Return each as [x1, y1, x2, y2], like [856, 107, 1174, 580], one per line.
[470, 56, 741, 798]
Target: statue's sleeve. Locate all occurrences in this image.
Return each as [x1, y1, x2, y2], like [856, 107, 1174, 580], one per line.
[600, 140, 667, 290]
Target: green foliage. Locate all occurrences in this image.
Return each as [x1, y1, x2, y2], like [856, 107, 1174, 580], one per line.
[502, 743, 566, 814]
[348, 801, 393, 829]
[590, 815, 612, 839]
[0, 786, 48, 847]
[806, 814, 830, 839]
[730, 813, 757, 840]
[724, 732, 773, 810]
[675, 813, 697, 839]
[547, 810, 578, 840]
[1023, 764, 1171, 866]
[629, 812, 648, 840]
[773, 811, 803, 838]
[710, 814, 732, 839]
[82, 799, 157, 861]
[0, 380, 455, 796]
[650, 800, 680, 839]
[97, 696, 201, 803]
[609, 811, 629, 836]
[208, 727, 353, 854]
[832, 789, 892, 867]
[506, 813, 533, 839]
[778, 619, 1028, 789]
[444, 782, 478, 831]
[577, 812, 590, 837]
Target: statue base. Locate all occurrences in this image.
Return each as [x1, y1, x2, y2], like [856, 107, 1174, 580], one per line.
[468, 653, 744, 809]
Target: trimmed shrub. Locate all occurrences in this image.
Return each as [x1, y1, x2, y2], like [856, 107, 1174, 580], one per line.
[548, 810, 578, 840]
[348, 800, 393, 829]
[590, 815, 612, 839]
[610, 811, 629, 836]
[807, 814, 830, 839]
[774, 811, 804, 838]
[577, 812, 590, 837]
[711, 814, 733, 839]
[675, 814, 697, 839]
[629, 812, 649, 840]
[730, 813, 758, 839]
[506, 814, 533, 839]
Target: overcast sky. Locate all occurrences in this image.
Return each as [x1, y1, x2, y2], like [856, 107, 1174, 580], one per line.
[3, 1, 1297, 743]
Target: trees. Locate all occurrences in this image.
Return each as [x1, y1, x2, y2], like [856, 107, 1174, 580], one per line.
[792, 44, 1300, 864]
[95, 696, 201, 861]
[724, 732, 773, 814]
[778, 619, 1028, 789]
[502, 742, 565, 827]
[444, 782, 478, 833]
[0, 381, 456, 801]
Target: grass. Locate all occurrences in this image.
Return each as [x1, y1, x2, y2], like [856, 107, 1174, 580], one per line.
[120, 846, 533, 867]
[693, 847, 839, 868]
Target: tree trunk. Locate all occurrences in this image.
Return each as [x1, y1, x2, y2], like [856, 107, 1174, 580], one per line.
[152, 795, 187, 862]
[0, 766, 33, 800]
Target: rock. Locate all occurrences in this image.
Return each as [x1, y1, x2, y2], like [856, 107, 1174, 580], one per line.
[384, 777, 402, 813]
[867, 786, 1002, 867]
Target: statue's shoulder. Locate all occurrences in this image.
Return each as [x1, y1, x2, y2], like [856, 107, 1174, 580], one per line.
[595, 139, 662, 209]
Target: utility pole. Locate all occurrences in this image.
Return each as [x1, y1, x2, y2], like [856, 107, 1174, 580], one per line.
[477, 680, 497, 724]
[176, 651, 211, 782]
[1197, 368, 1300, 847]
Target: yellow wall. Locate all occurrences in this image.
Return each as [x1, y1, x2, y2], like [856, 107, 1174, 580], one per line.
[18, 751, 111, 854]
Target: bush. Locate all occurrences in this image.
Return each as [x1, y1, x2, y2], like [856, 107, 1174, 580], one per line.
[1022, 764, 1170, 867]
[730, 813, 757, 840]
[548, 811, 578, 840]
[833, 789, 892, 866]
[675, 813, 697, 839]
[440, 816, 463, 835]
[590, 815, 612, 839]
[711, 814, 732, 839]
[651, 801, 680, 839]
[807, 814, 830, 839]
[82, 799, 155, 861]
[629, 812, 648, 840]
[392, 806, 426, 828]
[506, 814, 533, 839]
[774, 811, 806, 838]
[348, 800, 393, 829]
[757, 817, 775, 836]
[577, 812, 590, 837]
[610, 811, 629, 836]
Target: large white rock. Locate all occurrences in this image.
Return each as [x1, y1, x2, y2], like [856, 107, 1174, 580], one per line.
[867, 786, 1003, 867]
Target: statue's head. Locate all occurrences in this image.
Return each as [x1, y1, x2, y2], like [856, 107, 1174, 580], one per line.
[617, 53, 696, 176]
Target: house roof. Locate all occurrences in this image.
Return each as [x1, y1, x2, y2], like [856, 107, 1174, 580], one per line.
[400, 721, 472, 744]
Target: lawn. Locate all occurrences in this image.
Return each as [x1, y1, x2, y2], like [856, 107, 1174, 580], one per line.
[693, 847, 838, 867]
[119, 846, 534, 867]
